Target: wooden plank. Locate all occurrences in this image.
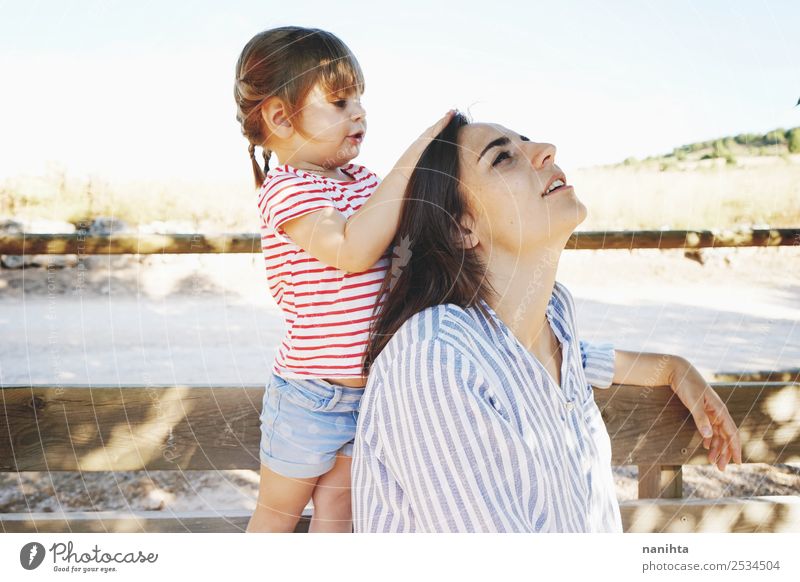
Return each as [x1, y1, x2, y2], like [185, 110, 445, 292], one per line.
[0, 384, 264, 471]
[620, 496, 800, 533]
[2, 382, 799, 472]
[1, 228, 798, 255]
[4, 498, 798, 533]
[637, 464, 683, 499]
[594, 382, 800, 465]
[714, 369, 800, 383]
[567, 228, 800, 250]
[0, 234, 262, 255]
[0, 510, 311, 533]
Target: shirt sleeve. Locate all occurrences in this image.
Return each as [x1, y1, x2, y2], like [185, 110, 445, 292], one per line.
[374, 338, 540, 532]
[256, 171, 336, 236]
[579, 339, 616, 389]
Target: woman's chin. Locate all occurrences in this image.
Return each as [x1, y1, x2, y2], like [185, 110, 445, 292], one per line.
[550, 199, 587, 232]
[574, 200, 588, 225]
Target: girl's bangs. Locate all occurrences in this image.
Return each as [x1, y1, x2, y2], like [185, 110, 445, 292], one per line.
[315, 54, 365, 97]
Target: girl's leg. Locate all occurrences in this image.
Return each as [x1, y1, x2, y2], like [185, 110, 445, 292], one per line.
[246, 463, 318, 532]
[308, 450, 353, 533]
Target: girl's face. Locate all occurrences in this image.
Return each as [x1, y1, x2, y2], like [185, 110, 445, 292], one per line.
[456, 122, 587, 256]
[293, 83, 367, 168]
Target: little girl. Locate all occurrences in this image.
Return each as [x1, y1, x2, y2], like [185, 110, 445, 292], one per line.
[233, 26, 453, 532]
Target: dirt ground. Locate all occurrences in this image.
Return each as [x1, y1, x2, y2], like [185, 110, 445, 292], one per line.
[1, 245, 799, 516]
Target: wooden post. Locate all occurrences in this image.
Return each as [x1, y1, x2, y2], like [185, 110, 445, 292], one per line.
[637, 464, 683, 499]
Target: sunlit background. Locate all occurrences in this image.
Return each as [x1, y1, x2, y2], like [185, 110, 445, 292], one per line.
[2, 1, 800, 519]
[1, 0, 798, 230]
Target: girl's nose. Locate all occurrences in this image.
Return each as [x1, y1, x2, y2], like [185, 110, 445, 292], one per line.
[526, 142, 556, 169]
[351, 102, 366, 121]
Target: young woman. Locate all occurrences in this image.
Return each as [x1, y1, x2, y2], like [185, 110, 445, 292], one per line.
[351, 112, 743, 533]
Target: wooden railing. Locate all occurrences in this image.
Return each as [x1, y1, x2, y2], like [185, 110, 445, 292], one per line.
[2, 230, 797, 532]
[1, 381, 798, 533]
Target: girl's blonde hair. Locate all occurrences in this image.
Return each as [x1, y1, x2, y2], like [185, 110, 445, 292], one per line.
[233, 26, 365, 188]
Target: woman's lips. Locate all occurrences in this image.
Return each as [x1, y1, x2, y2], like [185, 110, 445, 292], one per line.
[542, 184, 573, 197]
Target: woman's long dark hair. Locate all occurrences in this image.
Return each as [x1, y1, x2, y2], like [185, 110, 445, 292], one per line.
[361, 112, 500, 376]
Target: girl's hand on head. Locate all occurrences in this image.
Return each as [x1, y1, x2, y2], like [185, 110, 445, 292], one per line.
[396, 110, 457, 170]
[420, 109, 457, 142]
[670, 358, 743, 472]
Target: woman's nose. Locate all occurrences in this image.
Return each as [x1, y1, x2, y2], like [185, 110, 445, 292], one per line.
[526, 142, 556, 169]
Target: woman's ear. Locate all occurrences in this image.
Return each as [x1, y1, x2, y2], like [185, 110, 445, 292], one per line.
[260, 96, 293, 140]
[457, 214, 480, 250]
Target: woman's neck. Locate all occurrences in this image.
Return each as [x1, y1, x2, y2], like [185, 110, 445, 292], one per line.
[483, 246, 563, 352]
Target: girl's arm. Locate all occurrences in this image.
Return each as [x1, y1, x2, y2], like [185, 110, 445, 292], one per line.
[281, 110, 455, 273]
[612, 349, 743, 470]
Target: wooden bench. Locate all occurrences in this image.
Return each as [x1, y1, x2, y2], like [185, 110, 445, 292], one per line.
[2, 380, 798, 533]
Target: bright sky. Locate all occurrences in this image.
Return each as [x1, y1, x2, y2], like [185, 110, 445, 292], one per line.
[1, 0, 798, 186]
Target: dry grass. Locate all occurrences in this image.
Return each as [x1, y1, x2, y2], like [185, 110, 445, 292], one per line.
[573, 155, 800, 230]
[0, 166, 257, 232]
[2, 156, 799, 232]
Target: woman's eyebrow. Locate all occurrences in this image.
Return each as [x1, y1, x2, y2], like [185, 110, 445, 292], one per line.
[477, 136, 511, 161]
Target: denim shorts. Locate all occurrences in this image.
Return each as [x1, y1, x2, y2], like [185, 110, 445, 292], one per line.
[259, 372, 363, 478]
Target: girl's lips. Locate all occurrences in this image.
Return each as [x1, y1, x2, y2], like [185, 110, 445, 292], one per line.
[346, 134, 363, 144]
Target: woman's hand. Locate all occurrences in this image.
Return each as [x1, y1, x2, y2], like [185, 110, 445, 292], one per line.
[394, 109, 457, 172]
[670, 357, 743, 471]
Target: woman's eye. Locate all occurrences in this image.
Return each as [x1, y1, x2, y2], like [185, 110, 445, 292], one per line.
[492, 151, 512, 166]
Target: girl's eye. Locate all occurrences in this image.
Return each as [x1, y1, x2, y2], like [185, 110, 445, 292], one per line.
[492, 151, 512, 167]
[333, 99, 348, 108]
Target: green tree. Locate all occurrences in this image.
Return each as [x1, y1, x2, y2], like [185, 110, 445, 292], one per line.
[712, 139, 728, 158]
[787, 128, 800, 153]
[765, 129, 787, 145]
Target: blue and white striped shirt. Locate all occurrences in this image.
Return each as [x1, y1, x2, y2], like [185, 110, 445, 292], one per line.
[352, 281, 623, 532]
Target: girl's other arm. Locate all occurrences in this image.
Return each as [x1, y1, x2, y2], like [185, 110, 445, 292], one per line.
[282, 110, 455, 273]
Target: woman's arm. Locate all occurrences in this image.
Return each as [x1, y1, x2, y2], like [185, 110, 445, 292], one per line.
[374, 339, 539, 532]
[612, 349, 742, 471]
[611, 349, 682, 388]
[281, 110, 455, 273]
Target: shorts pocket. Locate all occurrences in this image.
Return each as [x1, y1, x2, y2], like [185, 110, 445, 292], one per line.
[276, 379, 328, 412]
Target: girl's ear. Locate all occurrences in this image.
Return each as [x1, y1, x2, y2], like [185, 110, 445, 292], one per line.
[261, 96, 293, 140]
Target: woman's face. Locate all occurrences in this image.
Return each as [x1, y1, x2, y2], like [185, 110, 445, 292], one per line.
[456, 122, 587, 255]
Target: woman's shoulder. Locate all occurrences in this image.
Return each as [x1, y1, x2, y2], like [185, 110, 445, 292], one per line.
[373, 302, 485, 369]
[551, 279, 578, 322]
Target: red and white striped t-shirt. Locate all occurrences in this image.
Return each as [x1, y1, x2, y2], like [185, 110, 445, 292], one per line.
[257, 162, 390, 379]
